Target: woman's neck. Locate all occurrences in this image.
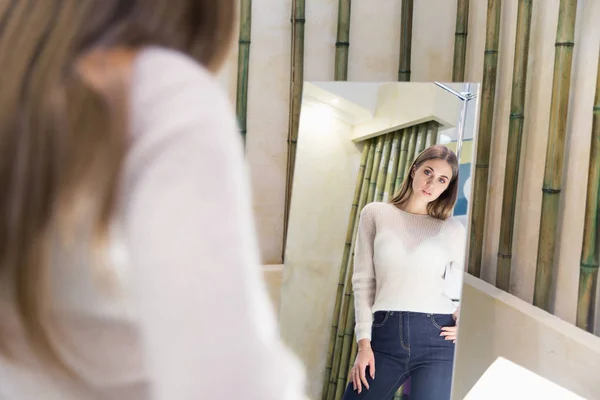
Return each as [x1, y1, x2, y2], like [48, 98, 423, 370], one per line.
[398, 195, 429, 215]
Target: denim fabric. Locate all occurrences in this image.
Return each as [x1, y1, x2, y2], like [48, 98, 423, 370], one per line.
[342, 311, 455, 400]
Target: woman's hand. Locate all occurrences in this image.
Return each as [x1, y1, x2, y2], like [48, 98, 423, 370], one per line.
[440, 307, 460, 343]
[349, 343, 375, 394]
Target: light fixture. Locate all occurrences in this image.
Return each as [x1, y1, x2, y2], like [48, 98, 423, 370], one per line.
[434, 82, 477, 162]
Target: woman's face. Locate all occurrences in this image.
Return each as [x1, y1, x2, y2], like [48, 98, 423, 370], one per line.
[411, 158, 453, 203]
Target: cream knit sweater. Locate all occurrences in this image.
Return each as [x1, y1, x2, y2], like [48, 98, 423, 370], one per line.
[352, 202, 467, 342]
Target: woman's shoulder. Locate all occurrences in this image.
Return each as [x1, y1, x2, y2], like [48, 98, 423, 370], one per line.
[131, 46, 231, 127]
[360, 202, 392, 217]
[129, 46, 236, 143]
[125, 46, 240, 187]
[442, 216, 467, 236]
[133, 46, 219, 91]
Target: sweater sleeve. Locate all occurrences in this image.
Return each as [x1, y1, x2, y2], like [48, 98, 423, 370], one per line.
[352, 204, 377, 342]
[442, 220, 467, 307]
[124, 48, 306, 400]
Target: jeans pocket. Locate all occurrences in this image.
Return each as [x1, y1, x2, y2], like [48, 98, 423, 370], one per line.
[372, 311, 390, 328]
[429, 313, 454, 330]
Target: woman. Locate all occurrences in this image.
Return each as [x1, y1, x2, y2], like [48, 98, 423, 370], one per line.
[0, 1, 305, 399]
[344, 145, 466, 400]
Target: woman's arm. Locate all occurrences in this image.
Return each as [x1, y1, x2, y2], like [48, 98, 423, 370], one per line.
[125, 48, 305, 400]
[352, 205, 378, 344]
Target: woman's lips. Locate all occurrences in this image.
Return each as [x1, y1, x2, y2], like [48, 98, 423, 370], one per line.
[422, 189, 432, 196]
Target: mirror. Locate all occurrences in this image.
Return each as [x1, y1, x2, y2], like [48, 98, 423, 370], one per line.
[278, 81, 481, 400]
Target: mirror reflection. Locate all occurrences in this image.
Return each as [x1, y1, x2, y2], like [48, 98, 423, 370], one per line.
[279, 81, 480, 400]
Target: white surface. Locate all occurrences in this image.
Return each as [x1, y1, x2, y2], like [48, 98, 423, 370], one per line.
[453, 274, 600, 399]
[465, 357, 585, 400]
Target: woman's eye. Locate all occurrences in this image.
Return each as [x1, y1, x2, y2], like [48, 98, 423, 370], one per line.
[424, 170, 431, 175]
[439, 179, 446, 184]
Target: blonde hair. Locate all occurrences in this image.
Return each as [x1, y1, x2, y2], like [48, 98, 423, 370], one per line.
[389, 145, 460, 220]
[0, 0, 236, 376]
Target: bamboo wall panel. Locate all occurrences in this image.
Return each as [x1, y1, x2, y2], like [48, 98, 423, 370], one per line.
[468, 0, 501, 278]
[496, 0, 533, 292]
[533, 0, 578, 311]
[576, 52, 600, 332]
[335, 0, 352, 81]
[452, 0, 469, 82]
[283, 0, 306, 260]
[236, 0, 252, 145]
[398, 0, 414, 82]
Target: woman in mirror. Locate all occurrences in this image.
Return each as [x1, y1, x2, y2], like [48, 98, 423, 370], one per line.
[343, 145, 466, 400]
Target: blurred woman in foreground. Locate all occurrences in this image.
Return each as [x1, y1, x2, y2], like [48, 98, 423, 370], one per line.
[0, 1, 305, 399]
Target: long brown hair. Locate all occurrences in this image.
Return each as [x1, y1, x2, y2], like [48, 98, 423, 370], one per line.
[0, 0, 236, 374]
[389, 145, 460, 220]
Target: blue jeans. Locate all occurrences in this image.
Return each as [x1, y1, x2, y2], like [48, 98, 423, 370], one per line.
[342, 311, 455, 400]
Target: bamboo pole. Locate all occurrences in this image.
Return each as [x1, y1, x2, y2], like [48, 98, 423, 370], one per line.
[375, 133, 394, 202]
[467, 0, 501, 278]
[384, 131, 403, 201]
[394, 129, 411, 193]
[533, 0, 578, 311]
[576, 52, 600, 332]
[496, 0, 533, 292]
[346, 337, 358, 381]
[398, 0, 414, 82]
[329, 280, 355, 400]
[395, 127, 418, 193]
[452, 0, 469, 82]
[367, 136, 386, 202]
[283, 0, 306, 260]
[335, 0, 351, 81]
[343, 335, 360, 400]
[235, 0, 252, 145]
[427, 121, 440, 147]
[335, 296, 356, 400]
[406, 126, 418, 164]
[322, 142, 372, 397]
[416, 123, 428, 154]
[393, 388, 404, 400]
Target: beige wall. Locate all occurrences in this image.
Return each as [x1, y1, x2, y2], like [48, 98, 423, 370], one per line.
[279, 101, 362, 398]
[218, 0, 600, 331]
[219, 0, 294, 264]
[262, 265, 284, 319]
[453, 274, 600, 400]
